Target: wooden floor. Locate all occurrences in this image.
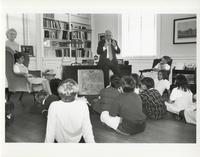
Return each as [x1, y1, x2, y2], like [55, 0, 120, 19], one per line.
[5, 92, 196, 143]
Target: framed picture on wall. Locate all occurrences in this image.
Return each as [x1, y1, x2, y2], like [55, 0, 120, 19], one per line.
[98, 33, 105, 42]
[173, 17, 196, 44]
[21, 45, 34, 56]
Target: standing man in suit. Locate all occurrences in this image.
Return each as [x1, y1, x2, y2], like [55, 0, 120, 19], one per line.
[97, 30, 121, 87]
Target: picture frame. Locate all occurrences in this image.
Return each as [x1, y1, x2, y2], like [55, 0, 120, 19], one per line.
[98, 33, 105, 42]
[173, 17, 196, 44]
[21, 45, 34, 56]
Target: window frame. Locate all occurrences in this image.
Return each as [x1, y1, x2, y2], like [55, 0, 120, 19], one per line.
[118, 13, 161, 60]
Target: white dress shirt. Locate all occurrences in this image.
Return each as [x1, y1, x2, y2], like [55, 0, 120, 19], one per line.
[103, 40, 118, 59]
[45, 99, 95, 143]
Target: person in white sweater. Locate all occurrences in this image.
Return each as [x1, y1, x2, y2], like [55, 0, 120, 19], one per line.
[45, 79, 95, 143]
[165, 74, 193, 115]
[155, 70, 171, 100]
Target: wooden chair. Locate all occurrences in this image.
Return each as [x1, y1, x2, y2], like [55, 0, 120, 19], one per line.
[139, 58, 173, 79]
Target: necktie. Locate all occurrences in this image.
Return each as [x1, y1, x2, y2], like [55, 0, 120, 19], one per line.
[107, 41, 113, 60]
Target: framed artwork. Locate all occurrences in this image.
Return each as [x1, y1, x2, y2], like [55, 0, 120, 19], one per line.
[173, 17, 196, 44]
[98, 33, 105, 42]
[21, 45, 34, 56]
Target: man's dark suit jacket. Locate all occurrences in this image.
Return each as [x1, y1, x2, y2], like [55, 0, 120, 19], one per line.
[97, 39, 120, 65]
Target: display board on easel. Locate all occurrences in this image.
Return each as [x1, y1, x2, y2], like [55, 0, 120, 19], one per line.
[78, 69, 104, 95]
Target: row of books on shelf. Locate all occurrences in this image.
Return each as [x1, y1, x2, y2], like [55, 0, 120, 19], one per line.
[43, 19, 69, 30]
[54, 48, 91, 58]
[70, 31, 91, 40]
[71, 41, 91, 48]
[43, 14, 54, 19]
[55, 48, 70, 57]
[44, 30, 69, 40]
[71, 49, 92, 58]
[71, 23, 90, 30]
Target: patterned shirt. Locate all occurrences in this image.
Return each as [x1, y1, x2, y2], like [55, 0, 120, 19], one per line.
[140, 89, 167, 120]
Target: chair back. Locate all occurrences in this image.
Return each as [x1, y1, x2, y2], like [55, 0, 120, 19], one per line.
[152, 59, 161, 68]
[6, 47, 30, 92]
[152, 58, 173, 69]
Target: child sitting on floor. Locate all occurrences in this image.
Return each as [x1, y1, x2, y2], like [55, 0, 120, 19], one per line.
[100, 75, 146, 135]
[45, 79, 95, 143]
[165, 74, 193, 116]
[30, 90, 59, 117]
[155, 70, 171, 101]
[140, 77, 167, 120]
[131, 73, 141, 94]
[91, 75, 123, 114]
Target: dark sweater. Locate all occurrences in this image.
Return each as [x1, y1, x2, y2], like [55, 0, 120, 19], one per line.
[92, 86, 120, 114]
[109, 92, 146, 134]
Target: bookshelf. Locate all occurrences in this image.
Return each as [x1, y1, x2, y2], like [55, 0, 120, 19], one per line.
[42, 13, 92, 59]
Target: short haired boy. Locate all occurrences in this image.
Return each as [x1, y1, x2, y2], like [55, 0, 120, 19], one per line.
[100, 76, 146, 135]
[45, 79, 95, 143]
[140, 77, 167, 120]
[91, 75, 123, 114]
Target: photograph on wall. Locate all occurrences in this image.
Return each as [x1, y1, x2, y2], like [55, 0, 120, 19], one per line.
[173, 17, 196, 44]
[21, 45, 34, 56]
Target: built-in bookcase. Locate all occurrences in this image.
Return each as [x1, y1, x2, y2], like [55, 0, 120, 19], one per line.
[42, 13, 92, 58]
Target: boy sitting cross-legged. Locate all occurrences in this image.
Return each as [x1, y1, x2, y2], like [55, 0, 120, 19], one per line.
[91, 74, 123, 114]
[100, 75, 146, 135]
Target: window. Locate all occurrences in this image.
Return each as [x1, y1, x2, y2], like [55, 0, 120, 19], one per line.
[122, 13, 157, 57]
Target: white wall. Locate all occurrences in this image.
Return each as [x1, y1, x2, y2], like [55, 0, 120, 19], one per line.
[160, 14, 196, 58]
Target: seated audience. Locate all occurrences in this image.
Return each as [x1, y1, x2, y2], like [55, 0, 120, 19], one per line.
[91, 75, 123, 114]
[30, 90, 59, 117]
[153, 56, 171, 71]
[140, 77, 167, 120]
[45, 79, 95, 143]
[100, 75, 146, 135]
[155, 70, 171, 101]
[165, 74, 193, 115]
[131, 73, 141, 94]
[13, 52, 51, 94]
